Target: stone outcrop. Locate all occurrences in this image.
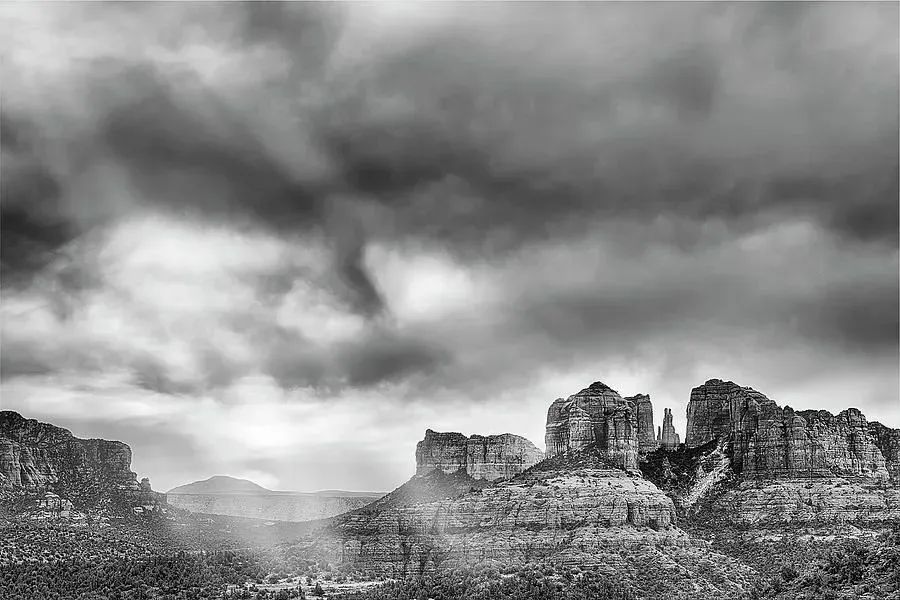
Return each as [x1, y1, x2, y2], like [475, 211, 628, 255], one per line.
[415, 430, 543, 481]
[657, 408, 680, 451]
[684, 379, 891, 480]
[869, 422, 900, 485]
[328, 448, 680, 576]
[544, 382, 639, 471]
[0, 411, 166, 511]
[627, 394, 658, 454]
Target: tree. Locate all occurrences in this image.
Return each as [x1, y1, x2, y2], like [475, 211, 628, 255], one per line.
[312, 582, 325, 597]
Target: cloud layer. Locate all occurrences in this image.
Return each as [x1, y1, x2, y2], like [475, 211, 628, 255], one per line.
[1, 3, 897, 491]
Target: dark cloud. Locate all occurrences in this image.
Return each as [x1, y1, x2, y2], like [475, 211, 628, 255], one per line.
[0, 2, 897, 401]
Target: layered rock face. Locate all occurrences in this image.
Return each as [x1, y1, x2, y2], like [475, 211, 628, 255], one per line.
[1, 411, 136, 491]
[657, 408, 681, 451]
[684, 380, 891, 480]
[415, 430, 543, 481]
[544, 382, 640, 471]
[702, 479, 900, 525]
[628, 394, 658, 454]
[869, 422, 900, 485]
[330, 450, 681, 576]
[0, 411, 165, 511]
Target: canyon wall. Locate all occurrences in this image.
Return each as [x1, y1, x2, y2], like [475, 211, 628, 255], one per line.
[415, 430, 543, 481]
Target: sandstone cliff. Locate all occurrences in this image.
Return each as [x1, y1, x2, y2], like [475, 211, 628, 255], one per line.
[869, 421, 900, 485]
[544, 382, 640, 471]
[415, 429, 543, 481]
[627, 394, 658, 454]
[684, 379, 891, 480]
[0, 411, 165, 512]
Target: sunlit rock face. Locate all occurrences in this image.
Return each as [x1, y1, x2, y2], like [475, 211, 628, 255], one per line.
[684, 379, 890, 480]
[544, 382, 639, 471]
[415, 429, 543, 482]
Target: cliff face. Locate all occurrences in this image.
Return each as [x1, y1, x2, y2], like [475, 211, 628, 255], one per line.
[0, 411, 165, 511]
[544, 382, 640, 471]
[415, 429, 543, 481]
[684, 380, 891, 480]
[627, 394, 658, 454]
[1, 411, 136, 491]
[869, 422, 900, 485]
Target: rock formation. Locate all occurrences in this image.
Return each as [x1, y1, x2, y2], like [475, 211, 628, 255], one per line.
[869, 422, 900, 485]
[657, 407, 680, 451]
[329, 448, 681, 576]
[0, 411, 166, 512]
[544, 382, 639, 471]
[415, 430, 543, 481]
[684, 379, 891, 480]
[627, 394, 658, 454]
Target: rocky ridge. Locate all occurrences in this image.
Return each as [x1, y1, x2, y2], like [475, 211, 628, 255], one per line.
[0, 411, 166, 514]
[415, 429, 543, 481]
[684, 379, 890, 480]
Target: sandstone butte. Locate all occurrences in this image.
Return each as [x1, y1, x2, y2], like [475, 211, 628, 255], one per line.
[415, 429, 544, 481]
[3, 377, 899, 586]
[316, 378, 899, 578]
[666, 378, 900, 526]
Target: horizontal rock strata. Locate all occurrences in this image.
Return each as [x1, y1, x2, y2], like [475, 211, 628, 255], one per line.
[329, 453, 680, 576]
[684, 379, 891, 480]
[0, 411, 165, 511]
[869, 422, 900, 485]
[702, 478, 900, 525]
[415, 430, 543, 481]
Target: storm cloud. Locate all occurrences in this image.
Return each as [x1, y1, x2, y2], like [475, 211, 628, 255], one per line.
[1, 3, 897, 491]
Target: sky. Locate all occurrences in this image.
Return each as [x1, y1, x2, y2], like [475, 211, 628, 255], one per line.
[1, 3, 898, 493]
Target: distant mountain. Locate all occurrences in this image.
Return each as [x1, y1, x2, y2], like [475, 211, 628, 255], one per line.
[166, 475, 385, 522]
[168, 475, 272, 495]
